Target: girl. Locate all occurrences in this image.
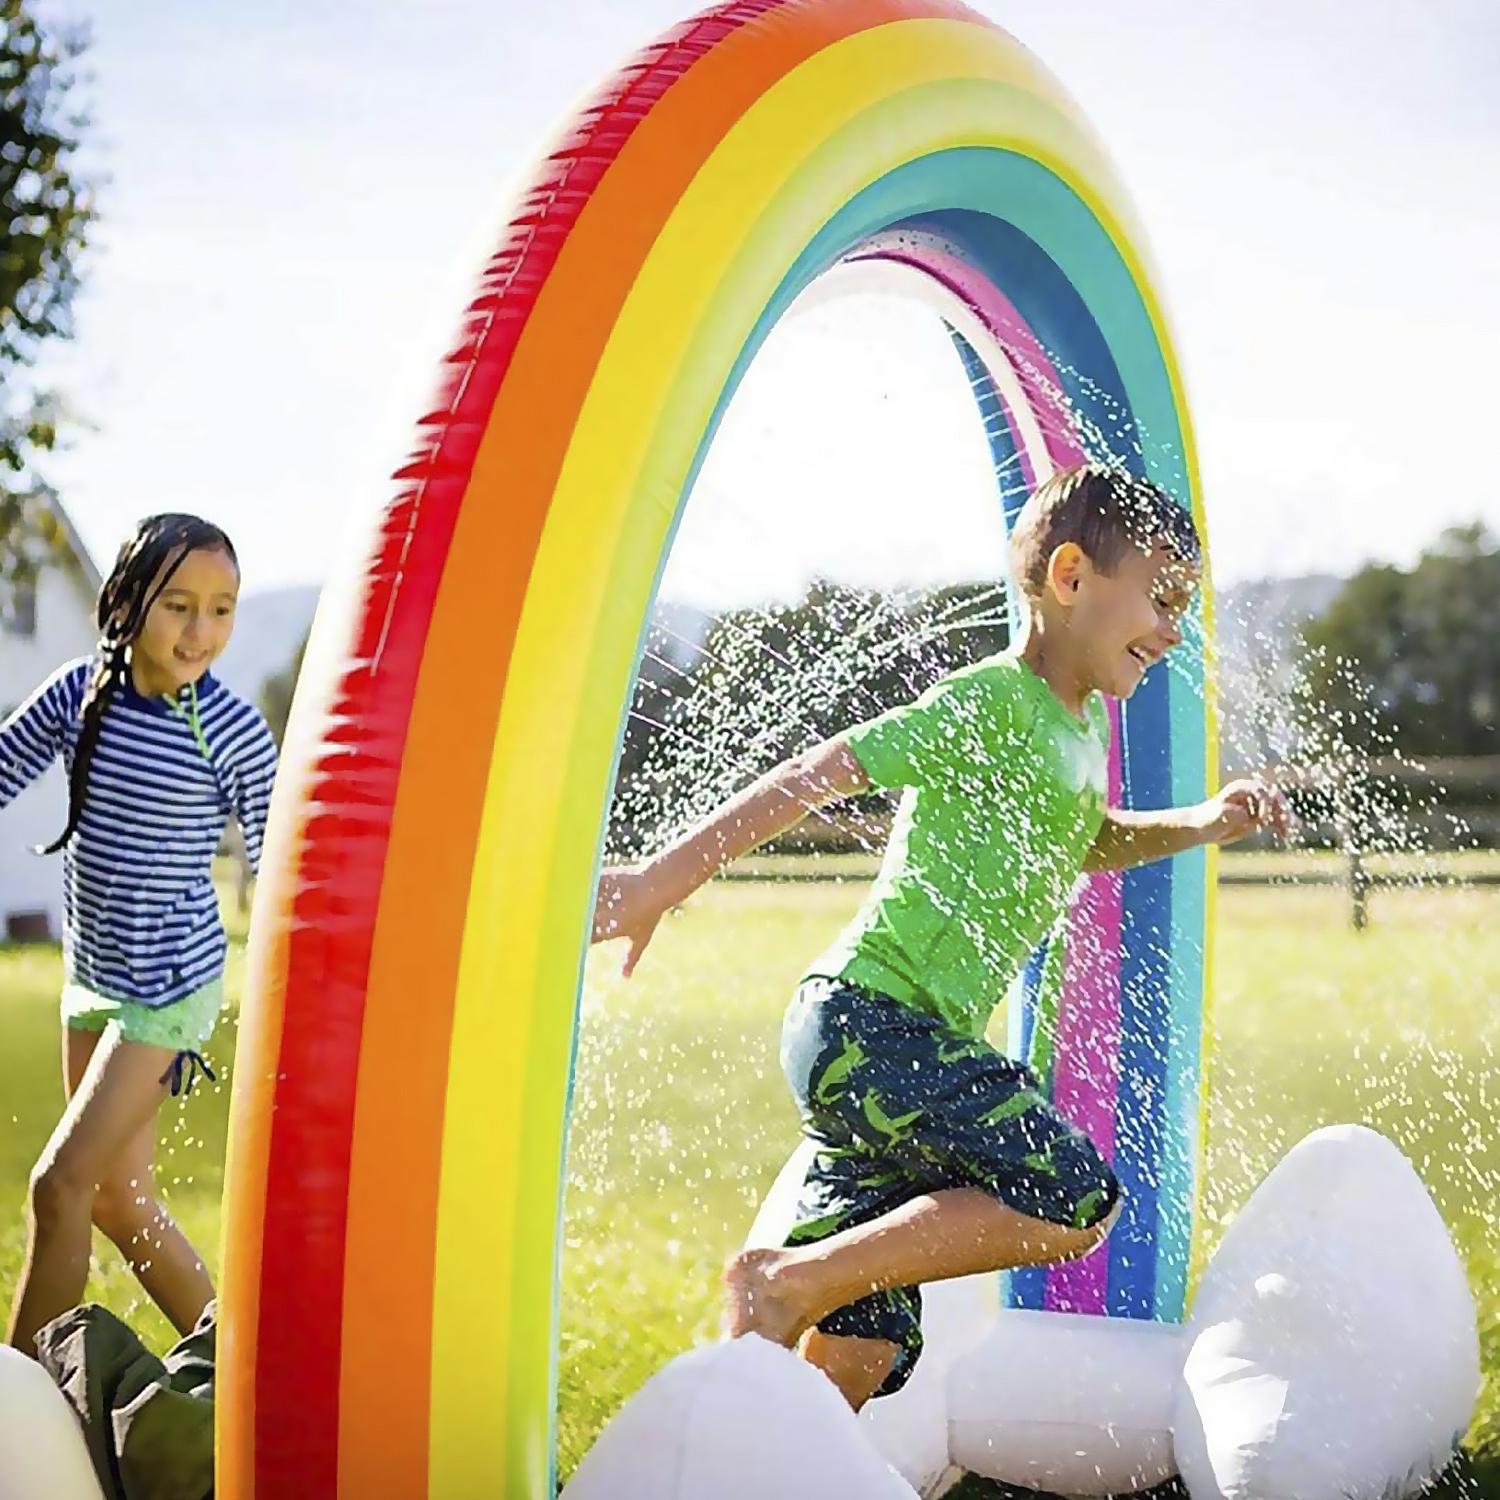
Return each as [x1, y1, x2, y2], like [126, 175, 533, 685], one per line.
[1, 513, 278, 1355]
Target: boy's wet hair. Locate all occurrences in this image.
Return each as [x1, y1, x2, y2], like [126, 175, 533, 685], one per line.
[43, 513, 238, 854]
[1010, 463, 1201, 601]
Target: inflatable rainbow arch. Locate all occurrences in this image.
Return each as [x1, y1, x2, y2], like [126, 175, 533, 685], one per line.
[218, 1, 1217, 1495]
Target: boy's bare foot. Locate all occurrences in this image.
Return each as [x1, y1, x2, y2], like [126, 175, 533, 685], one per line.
[721, 1248, 808, 1347]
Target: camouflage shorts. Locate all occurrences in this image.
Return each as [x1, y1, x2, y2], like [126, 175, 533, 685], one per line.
[779, 977, 1119, 1398]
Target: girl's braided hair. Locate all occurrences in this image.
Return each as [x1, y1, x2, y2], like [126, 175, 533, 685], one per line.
[44, 513, 238, 853]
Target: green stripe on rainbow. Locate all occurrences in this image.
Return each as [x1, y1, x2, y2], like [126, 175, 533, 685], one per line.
[217, 4, 1214, 1497]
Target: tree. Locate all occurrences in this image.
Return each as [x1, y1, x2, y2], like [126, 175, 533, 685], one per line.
[1, 0, 94, 603]
[1300, 523, 1500, 757]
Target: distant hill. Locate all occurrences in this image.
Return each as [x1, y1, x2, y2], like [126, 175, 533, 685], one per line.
[645, 600, 716, 670]
[217, 576, 1346, 757]
[1217, 574, 1343, 662]
[213, 586, 716, 709]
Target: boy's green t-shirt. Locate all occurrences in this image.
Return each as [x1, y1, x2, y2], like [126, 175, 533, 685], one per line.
[806, 651, 1112, 1038]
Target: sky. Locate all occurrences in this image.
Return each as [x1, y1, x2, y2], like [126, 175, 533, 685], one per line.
[29, 0, 1500, 608]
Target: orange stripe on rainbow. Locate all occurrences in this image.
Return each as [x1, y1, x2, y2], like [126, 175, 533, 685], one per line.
[217, 3, 1210, 1496]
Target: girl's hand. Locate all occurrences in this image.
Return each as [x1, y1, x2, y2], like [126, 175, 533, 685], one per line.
[592, 862, 670, 978]
[1197, 776, 1296, 847]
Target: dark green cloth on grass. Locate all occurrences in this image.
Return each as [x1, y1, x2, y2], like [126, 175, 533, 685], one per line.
[36, 1300, 215, 1500]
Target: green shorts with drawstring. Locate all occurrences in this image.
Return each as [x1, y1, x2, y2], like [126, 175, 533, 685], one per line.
[780, 976, 1120, 1398]
[62, 977, 224, 1053]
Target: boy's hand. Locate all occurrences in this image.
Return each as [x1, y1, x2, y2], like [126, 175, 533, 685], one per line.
[592, 863, 669, 978]
[1197, 776, 1296, 847]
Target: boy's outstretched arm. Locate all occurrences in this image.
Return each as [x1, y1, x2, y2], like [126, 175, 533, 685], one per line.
[592, 736, 869, 976]
[1083, 775, 1295, 873]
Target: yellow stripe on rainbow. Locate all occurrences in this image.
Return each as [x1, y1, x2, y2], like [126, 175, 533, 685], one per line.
[217, 4, 1212, 1496]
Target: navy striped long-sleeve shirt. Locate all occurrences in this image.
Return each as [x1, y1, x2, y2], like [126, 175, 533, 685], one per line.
[0, 657, 279, 1006]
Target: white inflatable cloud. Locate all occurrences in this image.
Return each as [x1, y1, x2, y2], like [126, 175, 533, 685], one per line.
[1175, 1125, 1480, 1500]
[560, 1334, 919, 1500]
[949, 1305, 1185, 1496]
[0, 1346, 106, 1500]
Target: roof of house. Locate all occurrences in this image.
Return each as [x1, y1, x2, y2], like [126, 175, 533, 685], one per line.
[45, 493, 103, 595]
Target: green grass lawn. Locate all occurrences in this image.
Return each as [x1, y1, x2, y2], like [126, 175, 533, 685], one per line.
[1, 869, 1496, 1492]
[560, 876, 1500, 1485]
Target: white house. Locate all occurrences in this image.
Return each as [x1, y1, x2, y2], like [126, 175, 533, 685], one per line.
[0, 502, 101, 942]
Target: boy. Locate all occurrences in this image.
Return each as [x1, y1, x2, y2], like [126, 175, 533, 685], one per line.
[592, 464, 1292, 1410]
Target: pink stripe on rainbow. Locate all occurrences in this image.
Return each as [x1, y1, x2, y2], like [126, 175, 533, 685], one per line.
[1046, 724, 1125, 1313]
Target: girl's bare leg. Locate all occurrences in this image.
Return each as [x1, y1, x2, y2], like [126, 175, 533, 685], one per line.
[63, 1030, 214, 1334]
[7, 1030, 187, 1353]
